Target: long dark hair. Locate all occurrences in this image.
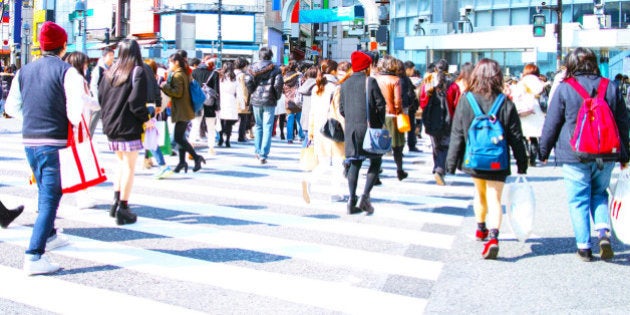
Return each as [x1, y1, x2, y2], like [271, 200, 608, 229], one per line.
[169, 53, 186, 70]
[63, 51, 89, 80]
[468, 58, 504, 99]
[221, 60, 236, 81]
[107, 39, 143, 87]
[565, 47, 600, 79]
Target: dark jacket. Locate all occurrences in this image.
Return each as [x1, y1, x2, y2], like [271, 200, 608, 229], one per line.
[143, 63, 161, 107]
[446, 92, 528, 181]
[193, 66, 220, 117]
[249, 60, 283, 107]
[539, 74, 629, 164]
[161, 68, 194, 122]
[283, 71, 301, 113]
[99, 65, 149, 141]
[339, 72, 387, 159]
[400, 75, 418, 112]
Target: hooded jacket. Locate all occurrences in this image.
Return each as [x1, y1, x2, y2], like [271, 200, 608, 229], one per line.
[249, 60, 283, 107]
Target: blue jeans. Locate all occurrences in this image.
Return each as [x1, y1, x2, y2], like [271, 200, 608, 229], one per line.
[286, 112, 304, 141]
[562, 161, 614, 249]
[253, 105, 275, 159]
[25, 146, 63, 257]
[151, 148, 165, 166]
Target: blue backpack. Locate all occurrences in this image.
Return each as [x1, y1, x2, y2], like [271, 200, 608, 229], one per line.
[189, 79, 206, 113]
[463, 93, 509, 171]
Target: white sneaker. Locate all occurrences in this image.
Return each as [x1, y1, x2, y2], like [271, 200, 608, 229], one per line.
[329, 194, 346, 203]
[24, 254, 60, 276]
[46, 232, 70, 250]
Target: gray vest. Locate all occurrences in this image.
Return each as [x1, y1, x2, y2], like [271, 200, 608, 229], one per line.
[19, 55, 71, 143]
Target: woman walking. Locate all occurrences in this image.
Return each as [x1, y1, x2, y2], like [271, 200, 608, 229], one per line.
[539, 47, 629, 261]
[340, 51, 386, 215]
[98, 39, 149, 225]
[511, 63, 546, 167]
[161, 53, 206, 173]
[283, 61, 305, 143]
[218, 61, 239, 148]
[446, 58, 528, 259]
[375, 55, 407, 180]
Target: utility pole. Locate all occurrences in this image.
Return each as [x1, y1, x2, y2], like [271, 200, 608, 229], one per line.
[539, 0, 563, 70]
[217, 0, 222, 68]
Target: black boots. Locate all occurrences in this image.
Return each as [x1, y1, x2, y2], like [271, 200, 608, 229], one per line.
[358, 195, 374, 215]
[115, 202, 137, 225]
[0, 201, 24, 228]
[347, 195, 362, 215]
[193, 155, 206, 172]
[397, 170, 408, 181]
[109, 191, 120, 218]
[174, 162, 188, 173]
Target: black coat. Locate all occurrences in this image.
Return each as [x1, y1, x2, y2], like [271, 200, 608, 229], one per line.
[446, 92, 528, 181]
[99, 65, 149, 141]
[339, 72, 386, 159]
[249, 60, 283, 107]
[539, 74, 629, 164]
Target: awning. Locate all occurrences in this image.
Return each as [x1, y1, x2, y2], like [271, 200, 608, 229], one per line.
[299, 5, 364, 24]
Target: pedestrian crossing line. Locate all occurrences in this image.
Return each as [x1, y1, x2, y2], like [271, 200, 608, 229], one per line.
[1, 175, 458, 250]
[13, 196, 443, 281]
[1, 226, 427, 314]
[0, 265, 204, 315]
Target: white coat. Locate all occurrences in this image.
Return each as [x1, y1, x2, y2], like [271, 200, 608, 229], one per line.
[219, 77, 239, 120]
[512, 74, 546, 138]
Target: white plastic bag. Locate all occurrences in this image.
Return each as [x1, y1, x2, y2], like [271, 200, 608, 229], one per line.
[503, 175, 535, 242]
[610, 169, 630, 245]
[143, 118, 159, 151]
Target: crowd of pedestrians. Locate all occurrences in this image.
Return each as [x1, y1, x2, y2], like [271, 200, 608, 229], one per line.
[1, 20, 628, 275]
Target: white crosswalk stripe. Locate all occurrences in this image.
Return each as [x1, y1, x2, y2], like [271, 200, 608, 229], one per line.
[0, 122, 473, 314]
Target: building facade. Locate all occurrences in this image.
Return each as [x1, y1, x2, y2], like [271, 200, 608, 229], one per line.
[390, 0, 630, 77]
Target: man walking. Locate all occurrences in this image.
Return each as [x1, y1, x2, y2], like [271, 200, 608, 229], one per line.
[248, 47, 283, 164]
[5, 22, 85, 275]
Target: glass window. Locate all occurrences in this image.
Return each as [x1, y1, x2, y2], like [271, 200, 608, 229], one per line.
[407, 0, 418, 16]
[476, 11, 493, 28]
[494, 9, 510, 26]
[418, 0, 430, 12]
[396, 0, 406, 16]
[511, 8, 531, 25]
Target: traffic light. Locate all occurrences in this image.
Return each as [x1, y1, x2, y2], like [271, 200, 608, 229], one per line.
[533, 13, 546, 37]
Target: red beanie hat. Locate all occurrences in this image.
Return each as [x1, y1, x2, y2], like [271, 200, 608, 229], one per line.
[39, 22, 68, 51]
[351, 51, 372, 72]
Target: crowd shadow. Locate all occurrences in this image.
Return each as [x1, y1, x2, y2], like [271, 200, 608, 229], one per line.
[157, 247, 290, 263]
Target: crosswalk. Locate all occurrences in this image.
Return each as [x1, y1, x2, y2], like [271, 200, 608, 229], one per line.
[0, 120, 475, 314]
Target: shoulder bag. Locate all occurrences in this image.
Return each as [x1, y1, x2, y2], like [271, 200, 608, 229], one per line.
[362, 77, 392, 155]
[320, 93, 344, 142]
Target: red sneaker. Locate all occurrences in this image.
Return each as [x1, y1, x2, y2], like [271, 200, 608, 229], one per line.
[475, 229, 489, 241]
[482, 238, 499, 259]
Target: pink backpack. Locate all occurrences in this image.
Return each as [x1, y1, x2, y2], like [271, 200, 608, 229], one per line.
[566, 77, 620, 161]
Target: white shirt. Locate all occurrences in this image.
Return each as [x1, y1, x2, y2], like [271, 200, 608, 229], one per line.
[5, 66, 85, 127]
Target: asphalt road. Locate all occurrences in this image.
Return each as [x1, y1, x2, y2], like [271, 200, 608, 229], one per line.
[1, 117, 629, 314]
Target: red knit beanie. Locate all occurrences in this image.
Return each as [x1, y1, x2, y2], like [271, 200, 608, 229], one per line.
[351, 51, 372, 72]
[39, 22, 68, 51]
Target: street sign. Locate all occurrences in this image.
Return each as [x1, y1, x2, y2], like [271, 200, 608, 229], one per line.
[314, 36, 328, 41]
[68, 9, 94, 21]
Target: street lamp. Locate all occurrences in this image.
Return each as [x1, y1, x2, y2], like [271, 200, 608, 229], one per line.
[74, 0, 87, 54]
[22, 22, 30, 64]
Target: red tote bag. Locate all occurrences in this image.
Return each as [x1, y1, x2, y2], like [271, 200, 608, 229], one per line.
[59, 116, 107, 193]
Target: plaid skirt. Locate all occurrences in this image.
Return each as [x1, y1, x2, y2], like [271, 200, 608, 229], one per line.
[108, 139, 143, 152]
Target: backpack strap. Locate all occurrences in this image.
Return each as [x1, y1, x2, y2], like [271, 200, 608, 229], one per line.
[596, 78, 609, 100]
[465, 92, 483, 117]
[565, 77, 591, 99]
[488, 93, 506, 116]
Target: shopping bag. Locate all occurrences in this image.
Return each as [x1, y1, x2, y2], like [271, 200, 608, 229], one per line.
[155, 120, 167, 147]
[396, 113, 411, 133]
[299, 145, 318, 171]
[503, 175, 535, 242]
[59, 118, 107, 194]
[143, 118, 160, 151]
[610, 169, 630, 244]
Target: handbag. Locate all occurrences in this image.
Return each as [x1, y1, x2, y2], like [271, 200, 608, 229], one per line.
[362, 78, 392, 155]
[396, 113, 411, 133]
[143, 118, 160, 151]
[299, 144, 318, 171]
[320, 118, 344, 142]
[59, 116, 107, 194]
[610, 169, 630, 245]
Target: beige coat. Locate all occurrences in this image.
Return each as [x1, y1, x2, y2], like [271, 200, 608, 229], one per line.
[308, 83, 345, 159]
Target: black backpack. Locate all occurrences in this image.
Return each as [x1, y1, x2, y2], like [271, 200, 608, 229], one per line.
[422, 79, 452, 137]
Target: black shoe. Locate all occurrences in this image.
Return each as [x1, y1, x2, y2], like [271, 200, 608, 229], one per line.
[174, 162, 188, 173]
[408, 147, 421, 152]
[347, 195, 362, 215]
[225, 141, 231, 148]
[0, 201, 24, 228]
[358, 194, 374, 215]
[374, 178, 382, 186]
[397, 170, 408, 181]
[599, 237, 614, 260]
[237, 138, 246, 142]
[116, 204, 137, 225]
[260, 158, 267, 165]
[577, 249, 593, 262]
[109, 202, 118, 218]
[193, 156, 206, 172]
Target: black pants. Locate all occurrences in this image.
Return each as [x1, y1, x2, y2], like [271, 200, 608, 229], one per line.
[174, 121, 198, 164]
[219, 119, 237, 144]
[347, 157, 382, 198]
[238, 113, 251, 140]
[429, 134, 449, 175]
[273, 114, 286, 139]
[407, 109, 418, 149]
[527, 137, 540, 165]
